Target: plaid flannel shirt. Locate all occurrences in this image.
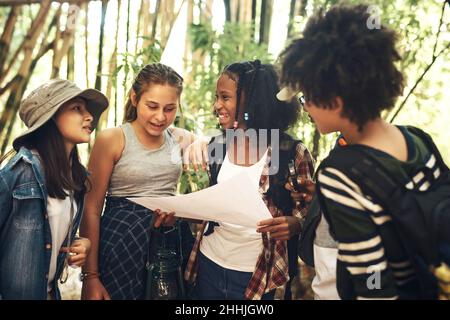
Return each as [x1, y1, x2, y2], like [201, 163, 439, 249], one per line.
[184, 142, 314, 299]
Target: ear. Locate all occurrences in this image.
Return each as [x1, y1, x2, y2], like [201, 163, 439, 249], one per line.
[331, 96, 344, 115]
[130, 89, 137, 107]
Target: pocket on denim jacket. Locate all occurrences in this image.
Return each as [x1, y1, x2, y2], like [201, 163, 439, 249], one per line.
[12, 183, 44, 230]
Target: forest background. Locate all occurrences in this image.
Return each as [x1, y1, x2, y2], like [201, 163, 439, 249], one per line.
[0, 0, 449, 299]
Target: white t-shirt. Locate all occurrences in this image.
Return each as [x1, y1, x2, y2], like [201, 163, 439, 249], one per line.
[47, 193, 77, 292]
[311, 215, 340, 300]
[200, 149, 268, 272]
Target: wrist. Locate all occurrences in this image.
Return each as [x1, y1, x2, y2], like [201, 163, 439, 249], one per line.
[79, 270, 100, 282]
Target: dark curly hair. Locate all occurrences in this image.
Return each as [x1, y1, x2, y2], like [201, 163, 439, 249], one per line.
[279, 4, 405, 130]
[223, 60, 300, 133]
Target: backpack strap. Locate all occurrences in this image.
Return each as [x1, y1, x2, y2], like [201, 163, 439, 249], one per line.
[406, 126, 449, 171]
[318, 143, 440, 265]
[315, 146, 399, 240]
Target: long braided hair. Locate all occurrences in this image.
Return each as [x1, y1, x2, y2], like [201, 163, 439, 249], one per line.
[221, 60, 300, 133]
[218, 60, 303, 213]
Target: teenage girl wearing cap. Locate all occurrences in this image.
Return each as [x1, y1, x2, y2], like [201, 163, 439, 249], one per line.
[0, 79, 109, 300]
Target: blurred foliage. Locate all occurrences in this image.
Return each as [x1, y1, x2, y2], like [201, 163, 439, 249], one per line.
[182, 22, 273, 132]
[113, 38, 163, 95]
[0, 0, 448, 174]
[282, 0, 450, 162]
[175, 21, 274, 193]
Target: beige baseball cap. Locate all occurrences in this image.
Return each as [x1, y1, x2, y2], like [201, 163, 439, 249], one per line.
[276, 86, 301, 102]
[13, 79, 108, 150]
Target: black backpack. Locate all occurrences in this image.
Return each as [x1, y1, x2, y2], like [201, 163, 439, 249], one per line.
[317, 126, 450, 299]
[297, 195, 321, 267]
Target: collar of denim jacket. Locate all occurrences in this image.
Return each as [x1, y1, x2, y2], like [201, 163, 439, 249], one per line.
[9, 147, 48, 200]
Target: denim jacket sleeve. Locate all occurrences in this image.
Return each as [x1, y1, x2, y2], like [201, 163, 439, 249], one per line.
[0, 171, 12, 233]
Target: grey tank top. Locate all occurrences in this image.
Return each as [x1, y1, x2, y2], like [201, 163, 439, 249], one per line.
[108, 122, 182, 197]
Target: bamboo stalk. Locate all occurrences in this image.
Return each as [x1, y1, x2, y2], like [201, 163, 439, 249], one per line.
[241, 0, 252, 23]
[141, 0, 151, 49]
[0, 0, 51, 85]
[52, 4, 79, 78]
[97, 0, 120, 131]
[0, 0, 103, 6]
[161, 0, 186, 50]
[52, 6, 63, 76]
[287, 0, 297, 38]
[83, 1, 89, 86]
[1, 40, 54, 154]
[66, 43, 75, 80]
[94, 0, 108, 91]
[0, 4, 59, 96]
[114, 0, 121, 127]
[259, 0, 273, 44]
[0, 6, 21, 73]
[125, 0, 130, 53]
[142, 0, 152, 48]
[150, 0, 161, 42]
[0, 0, 54, 136]
[183, 0, 193, 73]
[134, 0, 144, 55]
[223, 0, 231, 22]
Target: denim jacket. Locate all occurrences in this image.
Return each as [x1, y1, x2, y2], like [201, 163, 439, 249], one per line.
[0, 147, 85, 300]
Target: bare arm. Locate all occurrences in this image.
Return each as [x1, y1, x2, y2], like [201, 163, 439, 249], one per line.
[80, 128, 123, 299]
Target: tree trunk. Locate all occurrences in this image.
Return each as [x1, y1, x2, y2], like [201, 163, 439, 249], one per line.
[141, 0, 151, 49]
[0, 6, 21, 74]
[160, 0, 175, 49]
[83, 1, 89, 87]
[0, 0, 51, 88]
[287, 0, 297, 38]
[66, 43, 75, 80]
[223, 0, 231, 22]
[97, 0, 121, 131]
[259, 0, 273, 44]
[0, 41, 54, 154]
[114, 0, 121, 127]
[150, 0, 161, 42]
[231, 0, 239, 22]
[163, 0, 186, 51]
[251, 0, 257, 41]
[183, 0, 195, 76]
[0, 0, 104, 5]
[52, 5, 79, 78]
[134, 0, 144, 54]
[0, 0, 52, 135]
[241, 0, 252, 23]
[94, 0, 108, 91]
[125, 0, 131, 53]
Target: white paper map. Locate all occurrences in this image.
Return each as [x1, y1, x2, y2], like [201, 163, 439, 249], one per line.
[128, 171, 272, 228]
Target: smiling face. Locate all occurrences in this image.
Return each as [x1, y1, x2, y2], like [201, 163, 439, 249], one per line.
[213, 73, 248, 130]
[132, 83, 179, 137]
[54, 97, 93, 152]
